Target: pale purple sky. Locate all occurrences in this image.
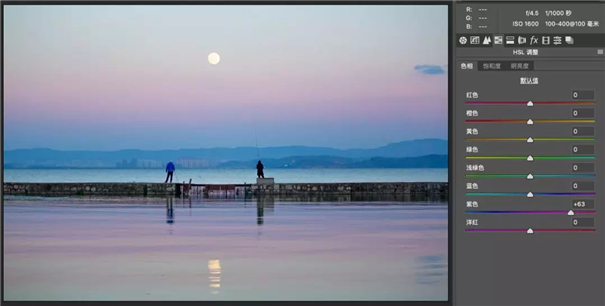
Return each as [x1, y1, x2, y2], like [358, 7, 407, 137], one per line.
[4, 5, 448, 151]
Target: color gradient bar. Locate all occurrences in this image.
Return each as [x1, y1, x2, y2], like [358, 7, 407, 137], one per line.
[466, 156, 595, 160]
[466, 138, 595, 141]
[466, 228, 595, 232]
[466, 174, 595, 178]
[532, 229, 596, 232]
[533, 138, 595, 141]
[465, 101, 595, 105]
[466, 138, 525, 141]
[466, 119, 595, 123]
[466, 229, 527, 232]
[465, 192, 596, 196]
[465, 210, 596, 214]
[466, 192, 528, 196]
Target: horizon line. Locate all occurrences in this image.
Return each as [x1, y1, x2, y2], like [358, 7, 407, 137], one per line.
[4, 138, 448, 152]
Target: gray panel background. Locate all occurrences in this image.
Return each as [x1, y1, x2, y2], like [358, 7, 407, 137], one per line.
[453, 2, 605, 306]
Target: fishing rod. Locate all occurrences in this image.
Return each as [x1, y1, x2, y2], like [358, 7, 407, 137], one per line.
[255, 130, 260, 159]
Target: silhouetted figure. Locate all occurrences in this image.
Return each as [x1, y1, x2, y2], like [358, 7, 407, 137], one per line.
[256, 160, 265, 179]
[165, 161, 175, 183]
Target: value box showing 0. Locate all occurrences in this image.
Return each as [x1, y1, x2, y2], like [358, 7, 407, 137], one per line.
[572, 181, 595, 191]
[571, 108, 595, 119]
[572, 217, 595, 228]
[571, 145, 595, 155]
[572, 127, 595, 137]
[572, 163, 595, 173]
[572, 90, 595, 100]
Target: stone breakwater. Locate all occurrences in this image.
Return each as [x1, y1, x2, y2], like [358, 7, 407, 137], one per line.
[3, 182, 448, 197]
[249, 182, 448, 195]
[3, 183, 176, 197]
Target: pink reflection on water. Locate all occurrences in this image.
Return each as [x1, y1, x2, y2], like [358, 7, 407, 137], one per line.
[4, 200, 447, 301]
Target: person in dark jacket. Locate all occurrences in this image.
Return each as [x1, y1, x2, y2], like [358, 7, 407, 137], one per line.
[256, 160, 265, 179]
[165, 161, 176, 183]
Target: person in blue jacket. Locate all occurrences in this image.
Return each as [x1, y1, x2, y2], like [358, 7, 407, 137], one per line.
[165, 161, 176, 183]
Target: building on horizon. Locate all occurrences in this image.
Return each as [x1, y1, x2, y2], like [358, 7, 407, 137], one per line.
[116, 159, 165, 168]
[176, 158, 211, 168]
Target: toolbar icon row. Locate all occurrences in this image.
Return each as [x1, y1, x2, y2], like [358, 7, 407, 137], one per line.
[493, 35, 574, 46]
[456, 34, 589, 47]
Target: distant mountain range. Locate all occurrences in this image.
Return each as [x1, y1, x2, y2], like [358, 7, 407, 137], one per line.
[4, 138, 448, 169]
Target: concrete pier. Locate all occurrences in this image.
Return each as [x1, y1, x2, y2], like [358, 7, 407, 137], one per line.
[3, 182, 448, 197]
[257, 178, 275, 185]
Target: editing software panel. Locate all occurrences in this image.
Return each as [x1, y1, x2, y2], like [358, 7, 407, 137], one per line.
[453, 2, 605, 306]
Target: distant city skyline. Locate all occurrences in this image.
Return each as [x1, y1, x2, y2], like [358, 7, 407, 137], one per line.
[4, 5, 448, 151]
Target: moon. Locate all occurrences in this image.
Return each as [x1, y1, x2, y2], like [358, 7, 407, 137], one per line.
[208, 52, 220, 65]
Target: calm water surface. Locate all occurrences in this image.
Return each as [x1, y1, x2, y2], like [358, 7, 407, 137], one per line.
[4, 197, 448, 301]
[3, 168, 447, 184]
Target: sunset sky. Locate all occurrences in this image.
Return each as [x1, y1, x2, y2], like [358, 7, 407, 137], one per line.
[4, 5, 448, 151]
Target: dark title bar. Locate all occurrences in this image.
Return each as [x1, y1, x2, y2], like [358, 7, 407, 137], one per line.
[456, 34, 605, 48]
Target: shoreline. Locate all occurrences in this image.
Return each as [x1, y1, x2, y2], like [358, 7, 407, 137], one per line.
[3, 182, 449, 198]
